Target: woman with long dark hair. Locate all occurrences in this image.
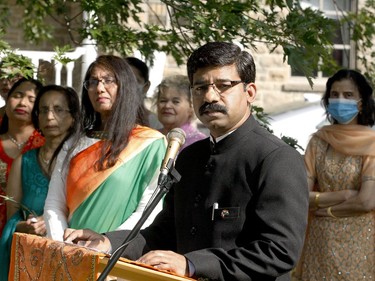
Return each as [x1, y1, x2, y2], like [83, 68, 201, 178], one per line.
[44, 55, 166, 241]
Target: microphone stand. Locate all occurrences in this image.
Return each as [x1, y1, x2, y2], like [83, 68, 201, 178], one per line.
[97, 159, 181, 281]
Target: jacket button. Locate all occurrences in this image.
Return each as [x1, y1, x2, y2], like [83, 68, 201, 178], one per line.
[190, 227, 197, 235]
[221, 209, 230, 218]
[194, 195, 201, 207]
[205, 163, 214, 171]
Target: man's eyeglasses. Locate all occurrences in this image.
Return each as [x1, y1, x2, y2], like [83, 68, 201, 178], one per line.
[190, 80, 245, 97]
[37, 106, 70, 118]
[83, 77, 116, 90]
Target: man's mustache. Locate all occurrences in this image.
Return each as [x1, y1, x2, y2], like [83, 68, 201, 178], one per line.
[199, 103, 228, 115]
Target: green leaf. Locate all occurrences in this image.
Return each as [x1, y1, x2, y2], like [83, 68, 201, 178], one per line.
[0, 51, 35, 79]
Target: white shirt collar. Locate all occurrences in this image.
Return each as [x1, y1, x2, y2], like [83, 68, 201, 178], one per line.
[210, 129, 236, 143]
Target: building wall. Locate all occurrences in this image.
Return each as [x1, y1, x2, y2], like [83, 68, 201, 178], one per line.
[142, 1, 329, 114]
[161, 41, 324, 114]
[2, 1, 84, 90]
[3, 0, 77, 51]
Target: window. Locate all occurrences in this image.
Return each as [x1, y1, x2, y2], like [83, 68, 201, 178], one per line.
[293, 0, 355, 77]
[146, 0, 169, 27]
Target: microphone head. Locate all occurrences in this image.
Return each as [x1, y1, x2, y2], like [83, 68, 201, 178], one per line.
[167, 128, 186, 145]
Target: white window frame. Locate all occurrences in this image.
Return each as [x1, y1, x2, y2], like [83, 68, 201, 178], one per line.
[293, 0, 356, 78]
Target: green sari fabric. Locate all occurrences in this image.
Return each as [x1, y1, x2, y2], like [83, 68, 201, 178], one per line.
[68, 133, 166, 233]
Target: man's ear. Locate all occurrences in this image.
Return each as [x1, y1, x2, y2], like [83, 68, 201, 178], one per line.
[143, 81, 151, 95]
[245, 83, 257, 104]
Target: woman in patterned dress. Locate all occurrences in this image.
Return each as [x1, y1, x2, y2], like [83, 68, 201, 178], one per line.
[0, 78, 44, 237]
[294, 69, 375, 280]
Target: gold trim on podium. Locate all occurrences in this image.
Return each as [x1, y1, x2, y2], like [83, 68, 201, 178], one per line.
[98, 256, 195, 281]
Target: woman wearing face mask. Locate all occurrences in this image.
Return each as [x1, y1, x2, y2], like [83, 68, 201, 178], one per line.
[293, 69, 375, 281]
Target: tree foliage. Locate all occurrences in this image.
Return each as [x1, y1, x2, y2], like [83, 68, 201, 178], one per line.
[0, 29, 34, 79]
[0, 1, 373, 149]
[343, 1, 375, 85]
[1, 0, 373, 86]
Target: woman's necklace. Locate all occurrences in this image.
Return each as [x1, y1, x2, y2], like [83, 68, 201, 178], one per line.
[7, 134, 27, 150]
[39, 149, 51, 165]
[88, 131, 108, 139]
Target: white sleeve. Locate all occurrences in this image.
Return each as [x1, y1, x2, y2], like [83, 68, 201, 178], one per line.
[44, 136, 99, 241]
[44, 139, 70, 241]
[115, 173, 163, 231]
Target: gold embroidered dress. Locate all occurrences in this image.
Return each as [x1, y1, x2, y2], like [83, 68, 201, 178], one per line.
[297, 124, 375, 281]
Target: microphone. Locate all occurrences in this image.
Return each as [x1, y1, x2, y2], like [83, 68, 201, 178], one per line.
[158, 128, 186, 185]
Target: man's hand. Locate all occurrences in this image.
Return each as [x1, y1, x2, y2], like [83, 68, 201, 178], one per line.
[137, 250, 189, 277]
[63, 228, 112, 253]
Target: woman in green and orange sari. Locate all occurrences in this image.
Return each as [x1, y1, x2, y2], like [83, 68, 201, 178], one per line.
[44, 55, 166, 241]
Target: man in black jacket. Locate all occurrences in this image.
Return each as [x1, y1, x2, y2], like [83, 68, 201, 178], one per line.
[65, 42, 309, 281]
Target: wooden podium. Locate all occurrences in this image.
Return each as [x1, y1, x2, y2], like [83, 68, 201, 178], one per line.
[98, 256, 194, 281]
[10, 233, 194, 281]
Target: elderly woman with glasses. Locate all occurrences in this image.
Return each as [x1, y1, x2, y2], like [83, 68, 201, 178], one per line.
[0, 85, 80, 280]
[44, 55, 166, 242]
[155, 75, 207, 151]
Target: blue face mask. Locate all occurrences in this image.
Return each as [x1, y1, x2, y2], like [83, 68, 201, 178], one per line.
[327, 98, 360, 124]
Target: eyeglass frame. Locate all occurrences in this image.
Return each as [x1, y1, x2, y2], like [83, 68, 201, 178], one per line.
[37, 106, 71, 118]
[83, 77, 117, 90]
[190, 80, 246, 97]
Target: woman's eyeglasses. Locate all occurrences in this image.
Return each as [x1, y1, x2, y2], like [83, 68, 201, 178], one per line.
[37, 106, 70, 118]
[83, 77, 116, 90]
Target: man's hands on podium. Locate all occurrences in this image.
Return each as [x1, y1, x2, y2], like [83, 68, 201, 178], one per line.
[137, 250, 189, 276]
[63, 228, 189, 276]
